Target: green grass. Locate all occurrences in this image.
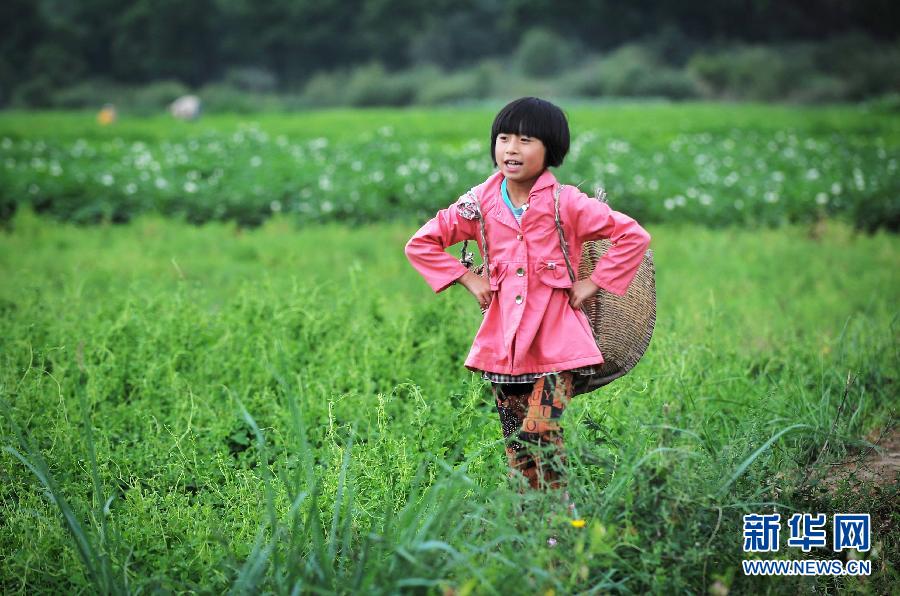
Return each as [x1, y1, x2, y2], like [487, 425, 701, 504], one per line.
[1, 204, 897, 593]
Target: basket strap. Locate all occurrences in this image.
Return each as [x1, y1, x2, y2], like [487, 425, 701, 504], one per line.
[553, 184, 577, 283]
[459, 189, 489, 280]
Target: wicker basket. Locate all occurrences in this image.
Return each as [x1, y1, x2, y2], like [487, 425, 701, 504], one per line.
[459, 184, 656, 394]
[555, 185, 656, 394]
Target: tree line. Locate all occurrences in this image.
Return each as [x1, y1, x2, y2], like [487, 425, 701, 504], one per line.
[2, 0, 897, 106]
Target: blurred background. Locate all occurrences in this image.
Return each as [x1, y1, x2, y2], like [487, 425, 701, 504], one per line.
[3, 0, 899, 111]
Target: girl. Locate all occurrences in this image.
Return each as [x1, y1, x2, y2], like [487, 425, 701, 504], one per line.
[404, 97, 651, 517]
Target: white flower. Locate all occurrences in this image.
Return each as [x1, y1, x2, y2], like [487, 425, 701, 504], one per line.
[831, 182, 842, 195]
[124, 183, 137, 195]
[815, 192, 828, 205]
[250, 156, 262, 168]
[699, 193, 713, 205]
[270, 200, 282, 212]
[321, 201, 333, 213]
[101, 174, 114, 186]
[318, 175, 332, 191]
[184, 181, 198, 193]
[352, 160, 363, 172]
[663, 198, 675, 210]
[734, 199, 744, 210]
[805, 168, 820, 180]
[772, 171, 785, 183]
[764, 191, 779, 203]
[155, 178, 168, 189]
[372, 170, 384, 182]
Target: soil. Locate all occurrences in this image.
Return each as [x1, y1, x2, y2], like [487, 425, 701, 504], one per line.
[816, 424, 899, 494]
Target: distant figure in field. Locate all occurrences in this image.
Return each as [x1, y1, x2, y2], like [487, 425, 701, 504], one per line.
[97, 104, 117, 126]
[170, 95, 202, 120]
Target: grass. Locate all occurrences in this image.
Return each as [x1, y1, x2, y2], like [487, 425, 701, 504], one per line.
[0, 203, 897, 593]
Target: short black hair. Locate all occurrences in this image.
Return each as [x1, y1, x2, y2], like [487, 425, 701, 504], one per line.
[490, 97, 570, 169]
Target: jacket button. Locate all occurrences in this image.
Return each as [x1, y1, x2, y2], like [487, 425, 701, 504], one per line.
[516, 234, 523, 241]
[515, 295, 524, 304]
[516, 267, 525, 276]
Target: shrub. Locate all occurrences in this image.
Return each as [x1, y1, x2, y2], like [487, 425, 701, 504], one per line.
[416, 63, 494, 105]
[514, 28, 579, 78]
[129, 80, 192, 115]
[50, 79, 128, 109]
[299, 69, 350, 107]
[197, 83, 283, 113]
[223, 67, 279, 93]
[344, 63, 418, 107]
[567, 44, 700, 99]
[10, 75, 56, 108]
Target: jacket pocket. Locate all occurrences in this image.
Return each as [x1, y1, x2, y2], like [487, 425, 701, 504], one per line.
[488, 262, 508, 291]
[537, 261, 573, 289]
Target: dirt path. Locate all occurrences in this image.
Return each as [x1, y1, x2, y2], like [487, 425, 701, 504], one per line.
[819, 424, 900, 493]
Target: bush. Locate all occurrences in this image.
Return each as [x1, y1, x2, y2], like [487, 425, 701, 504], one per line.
[416, 63, 492, 105]
[514, 28, 579, 78]
[688, 45, 797, 101]
[129, 80, 192, 115]
[10, 75, 56, 108]
[813, 33, 900, 100]
[299, 70, 349, 107]
[223, 67, 279, 93]
[197, 83, 283, 113]
[564, 45, 700, 99]
[51, 79, 129, 109]
[344, 63, 418, 107]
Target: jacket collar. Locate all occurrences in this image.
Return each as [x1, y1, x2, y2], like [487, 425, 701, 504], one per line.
[481, 169, 558, 231]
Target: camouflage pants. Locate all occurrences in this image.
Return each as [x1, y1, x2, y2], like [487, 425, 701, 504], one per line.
[490, 371, 574, 491]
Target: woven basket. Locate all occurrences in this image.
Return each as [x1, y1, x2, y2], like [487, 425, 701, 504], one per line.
[571, 238, 656, 392]
[459, 184, 656, 394]
[555, 185, 656, 395]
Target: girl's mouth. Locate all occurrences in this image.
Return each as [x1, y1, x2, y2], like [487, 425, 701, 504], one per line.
[504, 160, 523, 171]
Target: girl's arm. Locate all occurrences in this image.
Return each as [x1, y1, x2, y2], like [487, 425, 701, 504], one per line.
[405, 194, 480, 293]
[565, 188, 651, 297]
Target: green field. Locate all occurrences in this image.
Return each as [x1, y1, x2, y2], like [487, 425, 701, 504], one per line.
[2, 103, 898, 231]
[1, 105, 898, 594]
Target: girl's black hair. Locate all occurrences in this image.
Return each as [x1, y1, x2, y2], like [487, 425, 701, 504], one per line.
[490, 97, 570, 169]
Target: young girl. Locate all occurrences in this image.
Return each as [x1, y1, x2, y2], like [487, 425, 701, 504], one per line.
[404, 97, 651, 513]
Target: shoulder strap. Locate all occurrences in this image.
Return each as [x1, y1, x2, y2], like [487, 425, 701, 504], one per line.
[458, 188, 490, 280]
[553, 184, 577, 283]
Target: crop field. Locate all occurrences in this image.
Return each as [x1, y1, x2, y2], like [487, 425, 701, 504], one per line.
[1, 103, 898, 231]
[0, 104, 898, 594]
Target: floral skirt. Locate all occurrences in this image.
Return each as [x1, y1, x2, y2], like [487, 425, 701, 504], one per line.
[490, 371, 576, 491]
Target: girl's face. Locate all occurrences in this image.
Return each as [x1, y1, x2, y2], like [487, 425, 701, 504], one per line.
[494, 132, 546, 184]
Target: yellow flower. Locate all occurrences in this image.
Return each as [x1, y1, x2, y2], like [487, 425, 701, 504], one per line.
[570, 519, 586, 528]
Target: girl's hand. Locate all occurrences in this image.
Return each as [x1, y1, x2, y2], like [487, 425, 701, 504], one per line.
[568, 278, 600, 310]
[458, 270, 493, 309]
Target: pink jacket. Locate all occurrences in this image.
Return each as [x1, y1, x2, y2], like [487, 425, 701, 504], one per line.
[405, 169, 651, 376]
